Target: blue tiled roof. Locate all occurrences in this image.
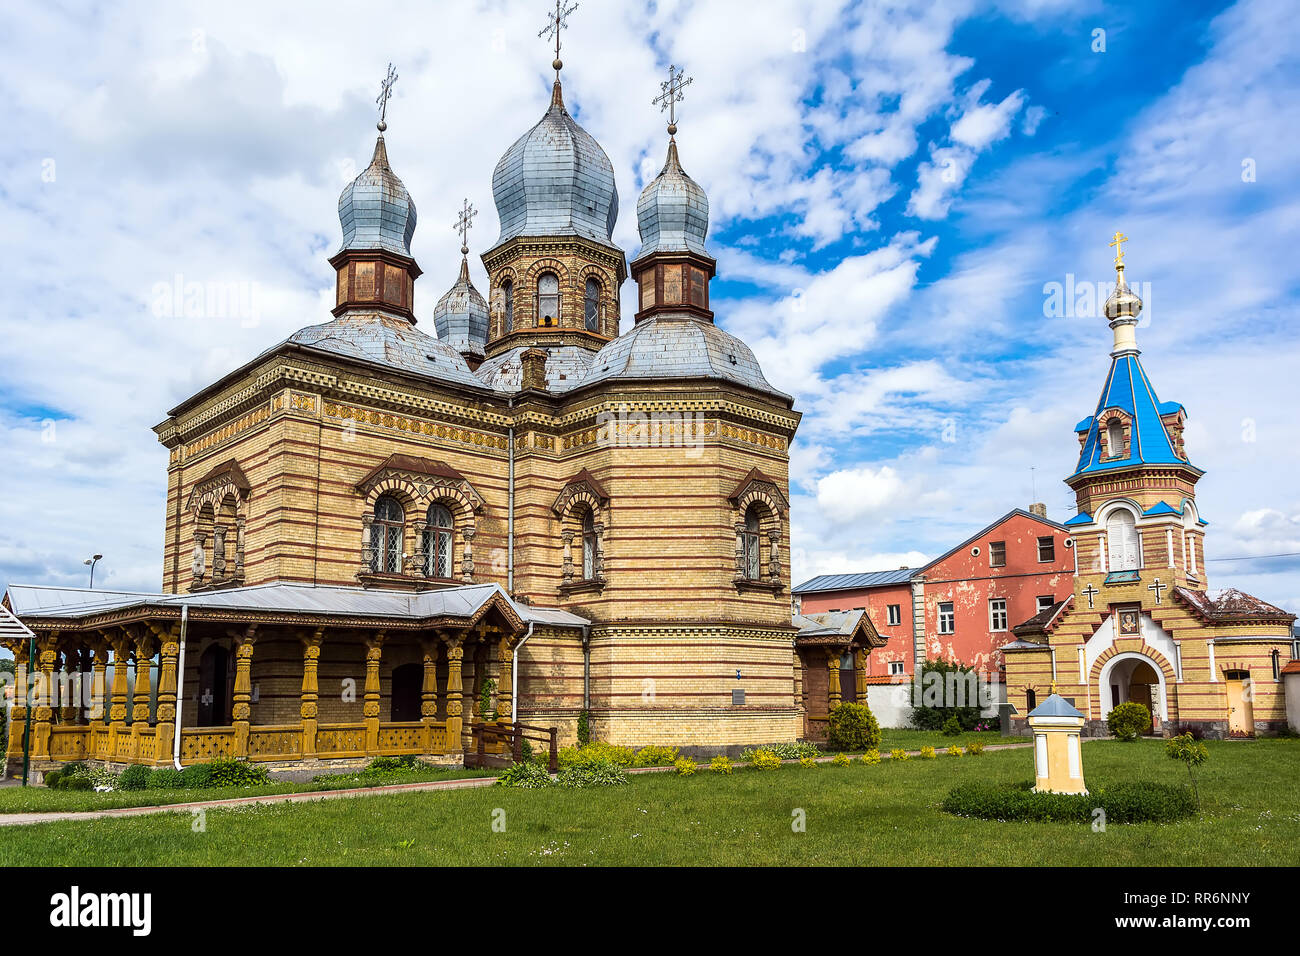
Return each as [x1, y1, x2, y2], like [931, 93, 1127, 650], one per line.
[1071, 354, 1193, 478]
[1063, 511, 1093, 527]
[792, 568, 917, 593]
[1142, 501, 1182, 517]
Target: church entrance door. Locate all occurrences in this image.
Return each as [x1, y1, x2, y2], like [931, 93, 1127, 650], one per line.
[390, 662, 422, 722]
[197, 645, 231, 726]
[1225, 672, 1254, 737]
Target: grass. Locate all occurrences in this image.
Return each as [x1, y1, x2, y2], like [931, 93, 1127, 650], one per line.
[1, 738, 1295, 866]
[0, 766, 496, 814]
[875, 728, 1026, 751]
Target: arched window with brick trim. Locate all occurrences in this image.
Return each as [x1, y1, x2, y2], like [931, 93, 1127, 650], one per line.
[584, 277, 601, 333]
[537, 272, 559, 327]
[370, 495, 405, 574]
[743, 506, 762, 580]
[1106, 418, 1125, 458]
[424, 503, 454, 579]
[502, 278, 514, 333]
[581, 508, 597, 579]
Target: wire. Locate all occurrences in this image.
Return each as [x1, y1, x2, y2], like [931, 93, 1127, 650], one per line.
[1206, 551, 1300, 562]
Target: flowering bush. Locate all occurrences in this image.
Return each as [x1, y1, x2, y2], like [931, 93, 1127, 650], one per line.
[557, 759, 628, 789]
[633, 745, 680, 767]
[831, 753, 851, 767]
[799, 756, 819, 769]
[558, 742, 636, 768]
[919, 745, 937, 760]
[674, 757, 697, 776]
[946, 745, 963, 758]
[749, 748, 782, 771]
[497, 761, 553, 789]
[890, 748, 909, 762]
[709, 756, 733, 775]
[964, 741, 985, 756]
[859, 749, 881, 765]
[741, 741, 821, 761]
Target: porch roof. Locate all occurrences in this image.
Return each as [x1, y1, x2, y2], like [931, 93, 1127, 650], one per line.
[793, 609, 886, 648]
[2, 581, 590, 631]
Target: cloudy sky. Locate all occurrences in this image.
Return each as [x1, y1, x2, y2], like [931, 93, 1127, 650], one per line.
[1, 0, 1297, 611]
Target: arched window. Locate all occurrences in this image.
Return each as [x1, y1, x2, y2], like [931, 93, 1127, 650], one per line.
[502, 279, 514, 333]
[1106, 509, 1140, 571]
[537, 272, 559, 326]
[581, 509, 597, 579]
[1106, 418, 1124, 458]
[743, 507, 762, 580]
[584, 277, 601, 332]
[424, 504, 454, 579]
[370, 495, 405, 574]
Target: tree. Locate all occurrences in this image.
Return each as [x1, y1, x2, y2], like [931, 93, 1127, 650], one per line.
[1165, 732, 1209, 810]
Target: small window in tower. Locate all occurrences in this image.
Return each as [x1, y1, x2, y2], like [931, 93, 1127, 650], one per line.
[581, 509, 597, 580]
[584, 277, 601, 333]
[689, 266, 707, 307]
[503, 279, 514, 333]
[743, 507, 762, 580]
[354, 262, 375, 300]
[423, 504, 454, 579]
[1106, 418, 1125, 458]
[537, 272, 559, 326]
[663, 264, 682, 305]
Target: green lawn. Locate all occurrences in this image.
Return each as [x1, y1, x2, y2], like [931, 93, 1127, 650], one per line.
[875, 728, 1026, 751]
[2, 738, 1296, 866]
[0, 766, 496, 814]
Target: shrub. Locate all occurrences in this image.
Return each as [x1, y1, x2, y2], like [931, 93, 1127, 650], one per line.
[831, 753, 851, 767]
[1107, 702, 1151, 742]
[633, 745, 680, 767]
[799, 756, 819, 768]
[942, 780, 1196, 824]
[965, 741, 985, 756]
[709, 756, 733, 775]
[1170, 723, 1206, 741]
[941, 716, 963, 737]
[889, 748, 909, 762]
[179, 763, 217, 789]
[208, 758, 271, 788]
[63, 776, 92, 791]
[947, 745, 963, 758]
[919, 745, 937, 760]
[748, 748, 782, 771]
[826, 702, 882, 752]
[366, 755, 421, 772]
[557, 759, 628, 789]
[909, 659, 985, 731]
[741, 741, 820, 761]
[576, 709, 590, 745]
[558, 742, 635, 769]
[497, 761, 552, 789]
[118, 765, 152, 791]
[859, 749, 881, 765]
[1166, 732, 1210, 808]
[148, 768, 184, 790]
[674, 758, 697, 776]
[44, 771, 62, 789]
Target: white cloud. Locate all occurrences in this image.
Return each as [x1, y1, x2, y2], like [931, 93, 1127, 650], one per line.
[816, 465, 906, 522]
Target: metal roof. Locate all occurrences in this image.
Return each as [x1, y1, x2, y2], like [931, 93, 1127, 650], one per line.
[0, 603, 34, 643]
[433, 257, 489, 357]
[338, 135, 416, 257]
[636, 139, 709, 258]
[792, 568, 917, 594]
[1028, 693, 1084, 718]
[1072, 353, 1193, 478]
[4, 582, 589, 628]
[474, 344, 593, 393]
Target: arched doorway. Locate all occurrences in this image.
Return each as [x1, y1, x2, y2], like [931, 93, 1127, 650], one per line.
[390, 662, 422, 722]
[1101, 653, 1164, 733]
[197, 645, 231, 726]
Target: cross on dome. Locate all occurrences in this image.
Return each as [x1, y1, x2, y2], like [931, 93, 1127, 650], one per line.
[653, 63, 693, 137]
[539, 0, 579, 79]
[376, 62, 398, 132]
[454, 198, 477, 256]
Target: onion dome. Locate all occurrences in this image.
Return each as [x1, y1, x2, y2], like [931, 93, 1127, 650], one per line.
[490, 81, 619, 248]
[1103, 268, 1143, 323]
[338, 135, 417, 256]
[636, 139, 709, 257]
[433, 256, 489, 360]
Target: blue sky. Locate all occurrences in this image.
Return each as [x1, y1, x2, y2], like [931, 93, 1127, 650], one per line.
[1, 0, 1297, 611]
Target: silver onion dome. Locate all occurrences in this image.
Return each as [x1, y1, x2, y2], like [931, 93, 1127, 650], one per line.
[433, 257, 489, 358]
[490, 81, 619, 247]
[338, 135, 417, 256]
[636, 139, 709, 257]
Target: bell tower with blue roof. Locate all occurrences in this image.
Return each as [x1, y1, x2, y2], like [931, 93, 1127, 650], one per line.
[1062, 236, 1208, 592]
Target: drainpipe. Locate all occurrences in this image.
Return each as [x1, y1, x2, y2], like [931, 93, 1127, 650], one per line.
[511, 622, 533, 723]
[581, 625, 591, 713]
[507, 396, 515, 593]
[172, 605, 189, 771]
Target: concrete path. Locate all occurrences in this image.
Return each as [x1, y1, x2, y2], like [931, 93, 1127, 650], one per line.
[0, 741, 1036, 828]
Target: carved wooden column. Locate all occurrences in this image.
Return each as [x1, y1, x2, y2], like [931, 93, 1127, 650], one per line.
[32, 634, 59, 760]
[130, 633, 156, 760]
[6, 641, 29, 761]
[58, 646, 79, 724]
[444, 637, 464, 754]
[419, 637, 440, 753]
[231, 628, 257, 759]
[855, 649, 868, 701]
[108, 633, 132, 731]
[153, 625, 180, 766]
[76, 647, 93, 724]
[300, 628, 323, 759]
[497, 638, 514, 724]
[827, 651, 842, 710]
[88, 638, 110, 724]
[363, 633, 384, 754]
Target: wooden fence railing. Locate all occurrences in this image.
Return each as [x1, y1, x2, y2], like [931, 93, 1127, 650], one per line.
[467, 722, 559, 772]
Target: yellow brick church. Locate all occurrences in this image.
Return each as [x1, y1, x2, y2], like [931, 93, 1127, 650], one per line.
[2, 52, 833, 774]
[1003, 237, 1296, 738]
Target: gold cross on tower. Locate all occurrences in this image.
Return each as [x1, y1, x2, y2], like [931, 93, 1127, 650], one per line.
[1108, 231, 1129, 267]
[539, 0, 579, 78]
[653, 63, 694, 137]
[376, 62, 398, 132]
[453, 198, 477, 256]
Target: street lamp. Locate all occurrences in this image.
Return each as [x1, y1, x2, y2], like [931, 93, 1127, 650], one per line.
[83, 554, 103, 588]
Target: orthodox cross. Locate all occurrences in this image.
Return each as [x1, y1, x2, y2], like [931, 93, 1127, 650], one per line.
[1081, 582, 1099, 609]
[1147, 577, 1166, 605]
[1109, 231, 1128, 267]
[540, 0, 579, 77]
[653, 63, 693, 136]
[376, 62, 398, 132]
[454, 198, 477, 255]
